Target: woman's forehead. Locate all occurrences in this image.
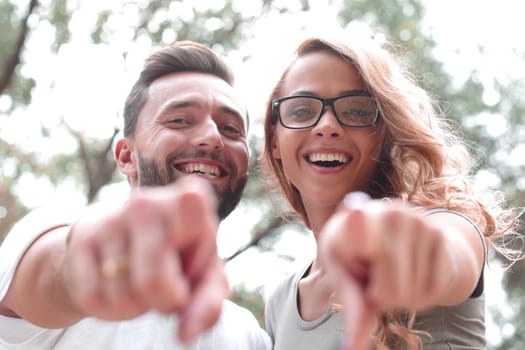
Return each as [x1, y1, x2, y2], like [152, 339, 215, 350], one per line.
[282, 52, 364, 96]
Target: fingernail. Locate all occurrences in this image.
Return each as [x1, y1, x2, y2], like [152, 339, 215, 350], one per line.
[343, 191, 371, 209]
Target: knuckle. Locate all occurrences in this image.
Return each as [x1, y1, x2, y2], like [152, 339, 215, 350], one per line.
[134, 274, 165, 298]
[127, 194, 154, 216]
[76, 290, 102, 314]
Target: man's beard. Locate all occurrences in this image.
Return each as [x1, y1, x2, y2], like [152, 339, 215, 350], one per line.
[137, 151, 247, 221]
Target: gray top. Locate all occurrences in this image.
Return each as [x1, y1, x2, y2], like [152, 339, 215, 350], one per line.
[265, 263, 345, 350]
[266, 263, 485, 349]
[265, 210, 486, 349]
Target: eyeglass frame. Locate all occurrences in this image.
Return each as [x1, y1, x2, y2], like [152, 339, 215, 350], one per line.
[272, 91, 380, 129]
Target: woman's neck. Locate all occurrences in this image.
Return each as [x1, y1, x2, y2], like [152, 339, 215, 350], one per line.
[304, 202, 338, 240]
[298, 253, 336, 321]
[303, 200, 338, 278]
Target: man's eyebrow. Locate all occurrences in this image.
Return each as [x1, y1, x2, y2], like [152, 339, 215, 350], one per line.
[219, 105, 246, 127]
[156, 100, 197, 117]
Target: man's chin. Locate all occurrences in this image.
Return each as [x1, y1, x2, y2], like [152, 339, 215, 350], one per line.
[165, 173, 247, 221]
[217, 174, 247, 221]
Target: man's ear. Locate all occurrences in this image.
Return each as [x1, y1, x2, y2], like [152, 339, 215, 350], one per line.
[271, 134, 281, 159]
[115, 138, 137, 179]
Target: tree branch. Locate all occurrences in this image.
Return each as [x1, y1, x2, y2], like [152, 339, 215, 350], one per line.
[0, 0, 39, 94]
[64, 121, 119, 203]
[224, 215, 283, 262]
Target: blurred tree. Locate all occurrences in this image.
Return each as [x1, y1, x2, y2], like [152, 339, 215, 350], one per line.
[0, 0, 268, 237]
[1, 0, 523, 344]
[0, 180, 22, 242]
[231, 284, 266, 327]
[0, 0, 37, 107]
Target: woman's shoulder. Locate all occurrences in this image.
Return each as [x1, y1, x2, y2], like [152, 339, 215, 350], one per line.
[267, 261, 312, 305]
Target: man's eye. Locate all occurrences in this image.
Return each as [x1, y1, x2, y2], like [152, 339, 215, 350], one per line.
[223, 124, 243, 136]
[168, 117, 191, 126]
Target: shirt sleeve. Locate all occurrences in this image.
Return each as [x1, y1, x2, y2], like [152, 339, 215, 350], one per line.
[0, 206, 82, 346]
[214, 300, 272, 349]
[0, 205, 79, 301]
[423, 208, 486, 298]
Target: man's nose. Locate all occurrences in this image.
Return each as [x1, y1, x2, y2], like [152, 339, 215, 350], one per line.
[193, 119, 224, 151]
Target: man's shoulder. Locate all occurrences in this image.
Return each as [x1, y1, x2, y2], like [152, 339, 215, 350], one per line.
[219, 299, 262, 328]
[0, 204, 84, 300]
[4, 204, 82, 240]
[214, 300, 271, 349]
[0, 204, 82, 254]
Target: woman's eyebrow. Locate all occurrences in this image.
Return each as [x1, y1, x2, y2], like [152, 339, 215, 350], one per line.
[288, 89, 369, 97]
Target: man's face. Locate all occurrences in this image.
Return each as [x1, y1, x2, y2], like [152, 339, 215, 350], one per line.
[119, 72, 249, 220]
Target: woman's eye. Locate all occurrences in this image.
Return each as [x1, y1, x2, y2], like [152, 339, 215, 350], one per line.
[291, 107, 315, 120]
[345, 109, 370, 116]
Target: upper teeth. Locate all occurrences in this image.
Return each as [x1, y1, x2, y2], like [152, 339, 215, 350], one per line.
[181, 163, 220, 176]
[308, 153, 348, 163]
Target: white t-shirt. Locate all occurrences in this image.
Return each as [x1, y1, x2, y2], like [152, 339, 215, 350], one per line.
[0, 207, 271, 350]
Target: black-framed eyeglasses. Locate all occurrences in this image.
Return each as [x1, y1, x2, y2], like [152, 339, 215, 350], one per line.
[272, 92, 379, 129]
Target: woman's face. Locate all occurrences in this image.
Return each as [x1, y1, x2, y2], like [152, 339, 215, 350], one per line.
[272, 51, 385, 208]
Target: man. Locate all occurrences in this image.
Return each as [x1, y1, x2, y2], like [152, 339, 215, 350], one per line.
[0, 41, 271, 349]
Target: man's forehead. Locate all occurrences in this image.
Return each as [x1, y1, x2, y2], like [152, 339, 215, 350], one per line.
[148, 72, 248, 121]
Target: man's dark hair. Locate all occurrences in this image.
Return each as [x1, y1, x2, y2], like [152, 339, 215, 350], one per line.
[123, 41, 235, 136]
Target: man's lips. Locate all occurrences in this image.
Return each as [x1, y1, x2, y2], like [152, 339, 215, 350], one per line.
[174, 161, 228, 177]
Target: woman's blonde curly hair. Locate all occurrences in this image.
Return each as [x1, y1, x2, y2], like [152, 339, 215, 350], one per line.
[261, 32, 519, 349]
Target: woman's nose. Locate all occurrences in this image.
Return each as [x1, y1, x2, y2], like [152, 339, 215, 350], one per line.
[312, 108, 344, 137]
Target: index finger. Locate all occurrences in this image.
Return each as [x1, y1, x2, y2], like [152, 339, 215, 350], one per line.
[321, 233, 376, 350]
[339, 275, 377, 350]
[165, 177, 220, 279]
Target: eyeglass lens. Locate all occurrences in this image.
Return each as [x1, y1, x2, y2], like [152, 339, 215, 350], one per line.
[279, 96, 377, 128]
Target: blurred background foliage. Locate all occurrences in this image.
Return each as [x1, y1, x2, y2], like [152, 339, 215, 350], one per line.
[1, 0, 523, 347]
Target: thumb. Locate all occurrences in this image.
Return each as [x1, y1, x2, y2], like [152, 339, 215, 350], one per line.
[339, 274, 377, 350]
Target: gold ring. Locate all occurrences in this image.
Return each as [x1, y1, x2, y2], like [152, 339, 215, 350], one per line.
[101, 256, 130, 279]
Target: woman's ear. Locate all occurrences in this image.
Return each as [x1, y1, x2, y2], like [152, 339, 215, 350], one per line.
[115, 138, 137, 180]
[271, 134, 281, 159]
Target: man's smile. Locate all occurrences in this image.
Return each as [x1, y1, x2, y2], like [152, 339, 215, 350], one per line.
[175, 161, 227, 177]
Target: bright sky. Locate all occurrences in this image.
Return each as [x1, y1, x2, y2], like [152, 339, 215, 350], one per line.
[2, 0, 524, 343]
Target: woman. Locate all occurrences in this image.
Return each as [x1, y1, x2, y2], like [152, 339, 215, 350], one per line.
[261, 33, 518, 350]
